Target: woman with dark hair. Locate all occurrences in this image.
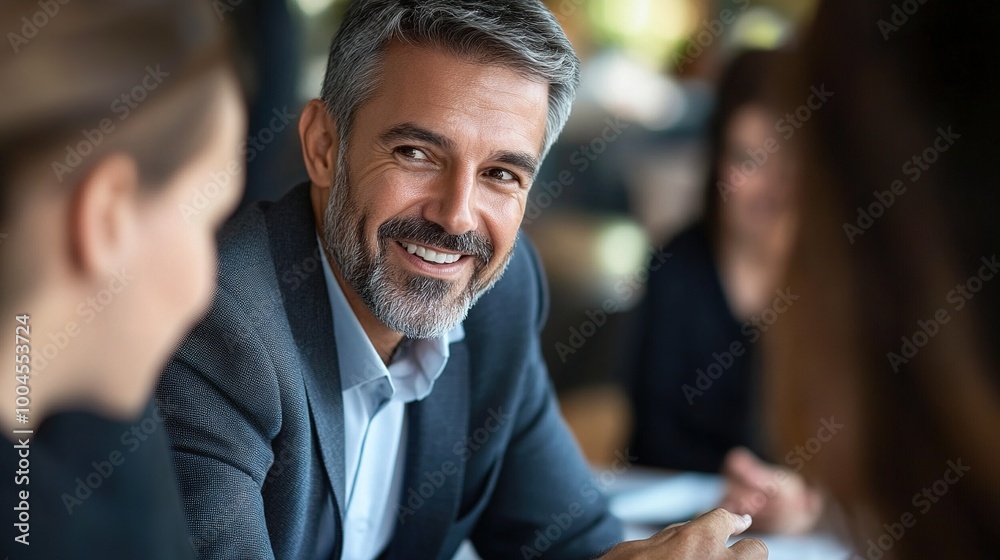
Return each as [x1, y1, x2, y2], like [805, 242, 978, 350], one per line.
[0, 0, 245, 557]
[766, 0, 1000, 557]
[629, 49, 823, 533]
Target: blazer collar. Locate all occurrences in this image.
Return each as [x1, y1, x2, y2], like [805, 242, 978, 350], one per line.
[265, 183, 347, 556]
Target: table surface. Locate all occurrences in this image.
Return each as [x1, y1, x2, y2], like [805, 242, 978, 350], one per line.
[453, 467, 852, 560]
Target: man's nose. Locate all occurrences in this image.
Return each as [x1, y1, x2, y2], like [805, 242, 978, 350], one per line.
[423, 167, 478, 235]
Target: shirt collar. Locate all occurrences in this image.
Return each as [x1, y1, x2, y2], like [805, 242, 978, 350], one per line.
[318, 236, 463, 402]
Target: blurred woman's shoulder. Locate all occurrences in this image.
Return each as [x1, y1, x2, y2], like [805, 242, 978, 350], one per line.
[651, 221, 718, 282]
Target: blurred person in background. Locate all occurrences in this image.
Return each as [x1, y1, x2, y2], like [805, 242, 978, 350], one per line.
[629, 49, 824, 534]
[765, 0, 1000, 558]
[0, 0, 245, 557]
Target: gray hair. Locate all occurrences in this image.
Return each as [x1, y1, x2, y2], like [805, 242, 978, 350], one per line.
[319, 0, 580, 162]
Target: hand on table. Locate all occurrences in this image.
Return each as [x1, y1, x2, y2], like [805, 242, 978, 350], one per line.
[598, 508, 767, 559]
[719, 448, 824, 535]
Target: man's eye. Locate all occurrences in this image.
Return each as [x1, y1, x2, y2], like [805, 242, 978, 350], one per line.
[486, 168, 516, 182]
[397, 146, 430, 161]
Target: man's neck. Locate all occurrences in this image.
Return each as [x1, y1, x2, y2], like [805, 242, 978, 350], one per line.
[325, 252, 403, 365]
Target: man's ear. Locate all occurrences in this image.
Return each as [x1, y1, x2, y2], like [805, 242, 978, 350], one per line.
[69, 153, 140, 278]
[299, 98, 340, 190]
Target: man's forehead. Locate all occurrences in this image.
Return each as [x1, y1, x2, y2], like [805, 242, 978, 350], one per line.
[359, 41, 550, 155]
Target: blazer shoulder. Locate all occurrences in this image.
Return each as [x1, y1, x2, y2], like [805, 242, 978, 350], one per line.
[215, 200, 276, 291]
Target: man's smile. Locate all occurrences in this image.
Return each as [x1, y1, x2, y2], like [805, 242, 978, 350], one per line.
[391, 239, 474, 279]
[397, 240, 464, 264]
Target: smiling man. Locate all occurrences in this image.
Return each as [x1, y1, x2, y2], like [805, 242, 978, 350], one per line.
[309, 40, 546, 355]
[157, 1, 765, 559]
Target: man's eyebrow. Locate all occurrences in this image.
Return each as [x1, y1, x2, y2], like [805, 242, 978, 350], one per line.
[493, 151, 539, 179]
[379, 123, 455, 151]
[380, 122, 539, 178]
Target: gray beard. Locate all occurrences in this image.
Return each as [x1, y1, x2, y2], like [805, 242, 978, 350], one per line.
[321, 161, 514, 339]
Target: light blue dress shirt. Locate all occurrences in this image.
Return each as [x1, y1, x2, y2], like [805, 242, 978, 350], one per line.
[317, 242, 463, 560]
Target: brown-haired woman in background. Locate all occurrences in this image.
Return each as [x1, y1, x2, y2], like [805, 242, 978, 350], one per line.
[0, 0, 245, 557]
[630, 49, 824, 533]
[766, 0, 1000, 558]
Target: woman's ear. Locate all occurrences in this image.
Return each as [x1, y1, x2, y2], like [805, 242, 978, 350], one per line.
[299, 98, 340, 190]
[69, 153, 141, 279]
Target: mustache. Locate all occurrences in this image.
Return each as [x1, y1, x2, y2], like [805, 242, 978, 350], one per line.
[379, 217, 493, 265]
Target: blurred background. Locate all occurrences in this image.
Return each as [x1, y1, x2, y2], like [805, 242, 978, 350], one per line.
[228, 0, 819, 465]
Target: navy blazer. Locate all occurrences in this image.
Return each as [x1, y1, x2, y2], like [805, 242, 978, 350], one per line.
[156, 183, 622, 559]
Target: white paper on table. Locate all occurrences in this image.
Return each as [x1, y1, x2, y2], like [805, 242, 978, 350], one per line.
[601, 468, 724, 525]
[604, 468, 852, 560]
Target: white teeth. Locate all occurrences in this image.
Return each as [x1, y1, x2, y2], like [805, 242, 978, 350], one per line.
[398, 241, 461, 264]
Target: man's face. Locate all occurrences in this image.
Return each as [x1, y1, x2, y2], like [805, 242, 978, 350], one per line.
[323, 42, 550, 338]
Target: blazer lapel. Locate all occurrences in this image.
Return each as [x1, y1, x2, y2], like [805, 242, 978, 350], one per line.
[384, 341, 470, 559]
[266, 184, 347, 554]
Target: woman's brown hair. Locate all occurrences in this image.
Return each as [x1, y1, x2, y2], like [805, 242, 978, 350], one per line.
[0, 0, 234, 205]
[0, 0, 237, 307]
[766, 0, 1000, 558]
